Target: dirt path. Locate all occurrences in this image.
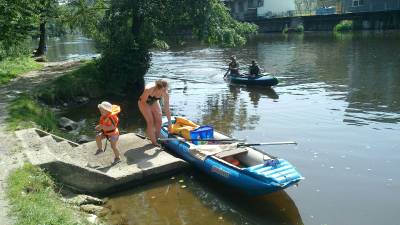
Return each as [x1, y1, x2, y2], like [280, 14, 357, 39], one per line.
[0, 60, 83, 225]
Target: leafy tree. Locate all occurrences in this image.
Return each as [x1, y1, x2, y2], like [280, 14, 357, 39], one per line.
[0, 0, 39, 59]
[34, 0, 59, 57]
[66, 0, 257, 94]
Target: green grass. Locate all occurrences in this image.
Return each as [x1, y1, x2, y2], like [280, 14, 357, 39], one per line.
[7, 164, 89, 225]
[0, 57, 43, 85]
[334, 20, 354, 33]
[37, 61, 102, 105]
[6, 94, 58, 131]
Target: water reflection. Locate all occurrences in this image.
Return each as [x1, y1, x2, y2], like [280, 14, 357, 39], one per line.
[105, 171, 303, 225]
[31, 36, 98, 62]
[58, 32, 400, 225]
[229, 85, 279, 107]
[200, 89, 260, 136]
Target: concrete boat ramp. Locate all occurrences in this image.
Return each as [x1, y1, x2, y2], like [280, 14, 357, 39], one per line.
[15, 128, 187, 194]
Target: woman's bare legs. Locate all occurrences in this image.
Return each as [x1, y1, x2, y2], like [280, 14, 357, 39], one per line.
[138, 101, 157, 145]
[151, 102, 163, 140]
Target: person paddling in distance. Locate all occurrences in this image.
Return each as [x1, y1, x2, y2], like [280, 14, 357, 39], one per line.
[95, 101, 122, 165]
[138, 79, 172, 146]
[248, 60, 261, 77]
[224, 55, 240, 77]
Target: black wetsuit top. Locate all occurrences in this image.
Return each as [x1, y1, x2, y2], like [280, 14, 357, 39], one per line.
[146, 96, 161, 105]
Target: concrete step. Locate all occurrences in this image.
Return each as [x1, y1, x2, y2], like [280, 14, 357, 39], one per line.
[15, 128, 47, 152]
[40, 135, 73, 155]
[25, 145, 58, 166]
[14, 128, 187, 195]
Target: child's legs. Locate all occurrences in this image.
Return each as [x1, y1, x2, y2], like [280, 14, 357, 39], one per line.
[96, 133, 105, 150]
[109, 135, 120, 159]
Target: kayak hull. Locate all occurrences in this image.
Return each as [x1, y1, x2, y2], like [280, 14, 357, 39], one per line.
[160, 117, 303, 196]
[228, 74, 279, 86]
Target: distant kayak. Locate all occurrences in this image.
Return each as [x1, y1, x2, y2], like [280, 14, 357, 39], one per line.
[226, 73, 279, 86]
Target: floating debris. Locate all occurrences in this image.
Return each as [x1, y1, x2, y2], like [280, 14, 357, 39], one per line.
[218, 216, 223, 220]
[179, 179, 184, 183]
[170, 176, 175, 180]
[181, 185, 187, 189]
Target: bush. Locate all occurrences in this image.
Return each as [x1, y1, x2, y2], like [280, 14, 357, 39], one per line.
[334, 20, 353, 32]
[296, 24, 304, 33]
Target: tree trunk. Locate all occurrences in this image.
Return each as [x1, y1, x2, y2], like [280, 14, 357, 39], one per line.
[35, 21, 46, 57]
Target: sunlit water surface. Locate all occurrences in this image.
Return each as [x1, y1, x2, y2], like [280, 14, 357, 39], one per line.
[57, 32, 399, 225]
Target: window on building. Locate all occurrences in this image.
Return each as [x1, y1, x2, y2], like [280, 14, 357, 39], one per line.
[258, 0, 264, 7]
[353, 0, 365, 7]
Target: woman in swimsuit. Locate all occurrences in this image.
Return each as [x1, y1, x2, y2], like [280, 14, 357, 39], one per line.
[138, 79, 172, 145]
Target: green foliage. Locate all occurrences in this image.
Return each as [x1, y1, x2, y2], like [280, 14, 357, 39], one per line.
[296, 24, 304, 33]
[85, 0, 257, 93]
[37, 61, 103, 104]
[334, 20, 353, 33]
[197, 0, 257, 47]
[0, 57, 43, 85]
[63, 0, 108, 40]
[6, 94, 58, 131]
[0, 0, 39, 59]
[7, 163, 89, 225]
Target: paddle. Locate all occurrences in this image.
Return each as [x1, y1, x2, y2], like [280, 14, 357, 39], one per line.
[237, 141, 297, 147]
[158, 138, 245, 142]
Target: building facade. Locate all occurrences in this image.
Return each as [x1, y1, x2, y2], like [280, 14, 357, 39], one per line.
[256, 0, 296, 18]
[342, 0, 400, 13]
[223, 0, 261, 21]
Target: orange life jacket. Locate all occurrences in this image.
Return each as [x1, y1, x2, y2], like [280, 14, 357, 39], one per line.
[99, 105, 121, 136]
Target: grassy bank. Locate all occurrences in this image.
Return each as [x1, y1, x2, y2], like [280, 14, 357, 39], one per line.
[7, 163, 89, 225]
[6, 94, 58, 131]
[6, 93, 78, 140]
[0, 57, 43, 85]
[38, 61, 103, 104]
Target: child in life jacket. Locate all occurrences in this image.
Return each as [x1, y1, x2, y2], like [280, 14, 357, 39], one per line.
[95, 101, 121, 165]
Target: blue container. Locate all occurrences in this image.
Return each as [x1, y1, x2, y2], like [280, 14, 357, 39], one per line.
[190, 125, 214, 144]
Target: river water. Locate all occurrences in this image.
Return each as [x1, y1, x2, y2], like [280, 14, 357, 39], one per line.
[51, 32, 400, 225]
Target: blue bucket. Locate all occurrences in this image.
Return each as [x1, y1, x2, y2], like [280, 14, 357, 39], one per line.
[190, 125, 214, 145]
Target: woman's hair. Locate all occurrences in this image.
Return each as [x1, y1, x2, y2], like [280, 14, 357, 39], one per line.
[155, 79, 168, 89]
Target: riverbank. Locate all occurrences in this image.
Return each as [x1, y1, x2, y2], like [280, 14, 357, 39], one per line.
[7, 164, 93, 225]
[253, 10, 400, 33]
[0, 57, 43, 85]
[0, 60, 89, 225]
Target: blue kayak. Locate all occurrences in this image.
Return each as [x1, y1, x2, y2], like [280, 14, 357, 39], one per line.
[227, 73, 279, 86]
[160, 117, 303, 196]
